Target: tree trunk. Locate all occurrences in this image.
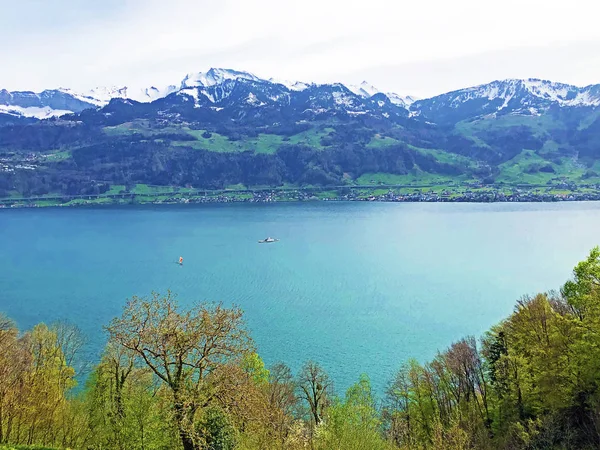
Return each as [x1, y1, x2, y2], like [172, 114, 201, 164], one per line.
[173, 399, 195, 450]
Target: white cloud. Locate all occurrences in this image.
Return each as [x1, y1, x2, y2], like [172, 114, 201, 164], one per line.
[1, 0, 599, 97]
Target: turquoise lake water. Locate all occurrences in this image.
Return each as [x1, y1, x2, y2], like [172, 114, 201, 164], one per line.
[1, 202, 599, 395]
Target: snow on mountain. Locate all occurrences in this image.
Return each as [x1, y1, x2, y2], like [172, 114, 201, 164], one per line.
[58, 86, 128, 107]
[347, 81, 380, 98]
[411, 78, 600, 124]
[181, 68, 260, 89]
[60, 84, 179, 106]
[5, 69, 597, 123]
[0, 104, 72, 119]
[387, 93, 418, 107]
[1, 68, 419, 119]
[422, 78, 600, 111]
[127, 85, 179, 103]
[0, 88, 97, 118]
[269, 78, 311, 91]
[571, 87, 600, 107]
[176, 87, 202, 107]
[346, 81, 417, 108]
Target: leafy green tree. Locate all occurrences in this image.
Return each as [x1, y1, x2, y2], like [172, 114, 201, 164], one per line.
[196, 406, 236, 450]
[317, 374, 389, 450]
[84, 350, 175, 450]
[105, 292, 252, 450]
[241, 353, 270, 387]
[562, 246, 600, 319]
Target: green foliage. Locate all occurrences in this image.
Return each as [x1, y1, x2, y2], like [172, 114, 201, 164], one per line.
[241, 352, 270, 386]
[84, 360, 175, 450]
[562, 246, 600, 317]
[196, 407, 236, 450]
[317, 375, 389, 450]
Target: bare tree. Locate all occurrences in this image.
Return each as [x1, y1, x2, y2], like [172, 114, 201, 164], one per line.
[268, 363, 297, 443]
[297, 361, 332, 426]
[384, 363, 413, 447]
[51, 320, 87, 378]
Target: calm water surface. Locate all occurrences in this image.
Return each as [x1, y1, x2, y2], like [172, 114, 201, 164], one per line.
[1, 202, 599, 394]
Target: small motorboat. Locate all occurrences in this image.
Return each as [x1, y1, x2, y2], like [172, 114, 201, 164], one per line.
[258, 237, 279, 243]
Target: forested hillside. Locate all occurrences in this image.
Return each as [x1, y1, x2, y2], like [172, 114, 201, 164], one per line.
[2, 248, 600, 449]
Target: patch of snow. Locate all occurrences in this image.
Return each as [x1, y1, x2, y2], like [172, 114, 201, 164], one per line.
[302, 108, 328, 115]
[177, 88, 201, 107]
[521, 79, 576, 104]
[568, 88, 600, 107]
[332, 91, 355, 107]
[268, 93, 290, 104]
[199, 88, 217, 104]
[245, 92, 266, 106]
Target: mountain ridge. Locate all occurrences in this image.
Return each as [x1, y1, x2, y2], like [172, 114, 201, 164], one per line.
[2, 69, 599, 121]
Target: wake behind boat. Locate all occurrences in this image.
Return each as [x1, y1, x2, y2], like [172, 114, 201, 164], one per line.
[258, 237, 279, 243]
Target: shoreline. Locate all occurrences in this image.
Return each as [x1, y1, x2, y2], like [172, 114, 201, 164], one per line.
[3, 185, 600, 208]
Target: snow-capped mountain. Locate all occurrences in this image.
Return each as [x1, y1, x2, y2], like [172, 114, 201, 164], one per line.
[181, 68, 260, 89]
[347, 81, 380, 98]
[58, 85, 180, 106]
[0, 104, 72, 119]
[2, 70, 599, 122]
[347, 82, 418, 108]
[0, 68, 417, 120]
[268, 78, 311, 91]
[0, 88, 98, 119]
[412, 78, 600, 124]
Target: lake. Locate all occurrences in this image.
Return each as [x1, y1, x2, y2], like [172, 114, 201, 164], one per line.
[1, 201, 599, 395]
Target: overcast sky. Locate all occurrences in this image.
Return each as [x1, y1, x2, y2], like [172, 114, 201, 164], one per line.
[2, 0, 600, 98]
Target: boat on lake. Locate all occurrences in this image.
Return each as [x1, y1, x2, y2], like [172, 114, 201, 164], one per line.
[258, 237, 278, 243]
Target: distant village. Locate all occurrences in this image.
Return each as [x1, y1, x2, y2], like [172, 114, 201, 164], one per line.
[3, 184, 600, 208]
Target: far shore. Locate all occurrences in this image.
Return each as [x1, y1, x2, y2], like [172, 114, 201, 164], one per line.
[3, 182, 600, 208]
